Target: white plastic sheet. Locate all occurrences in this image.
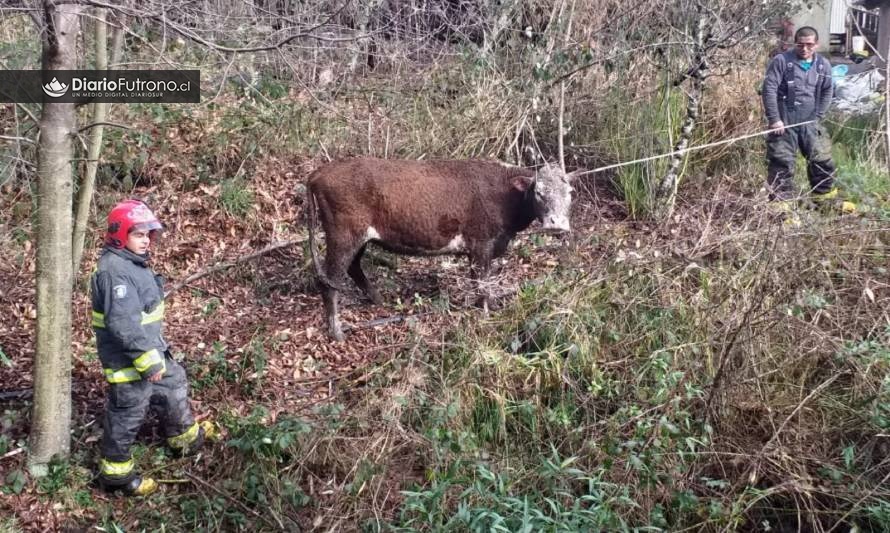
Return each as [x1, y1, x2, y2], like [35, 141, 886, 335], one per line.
[833, 69, 886, 114]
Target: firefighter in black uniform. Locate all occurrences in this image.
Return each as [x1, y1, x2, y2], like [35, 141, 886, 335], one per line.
[91, 199, 216, 496]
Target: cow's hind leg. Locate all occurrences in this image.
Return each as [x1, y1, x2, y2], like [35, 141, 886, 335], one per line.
[321, 285, 343, 342]
[323, 232, 364, 341]
[348, 244, 383, 305]
[469, 246, 494, 315]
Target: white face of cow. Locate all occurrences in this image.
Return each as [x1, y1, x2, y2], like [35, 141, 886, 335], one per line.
[534, 164, 579, 233]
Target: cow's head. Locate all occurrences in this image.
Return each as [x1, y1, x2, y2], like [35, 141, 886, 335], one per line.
[514, 164, 583, 233]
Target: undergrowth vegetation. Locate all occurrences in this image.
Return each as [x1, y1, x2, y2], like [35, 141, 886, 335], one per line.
[262, 212, 888, 532]
[37, 213, 882, 532]
[24, 211, 883, 532]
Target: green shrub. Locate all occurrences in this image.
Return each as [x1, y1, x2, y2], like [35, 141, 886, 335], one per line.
[219, 176, 255, 218]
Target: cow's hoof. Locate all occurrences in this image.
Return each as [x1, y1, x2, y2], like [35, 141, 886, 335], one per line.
[368, 292, 384, 306]
[473, 296, 491, 315]
[328, 320, 345, 342]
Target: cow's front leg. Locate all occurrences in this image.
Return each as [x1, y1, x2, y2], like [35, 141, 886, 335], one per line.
[348, 244, 383, 305]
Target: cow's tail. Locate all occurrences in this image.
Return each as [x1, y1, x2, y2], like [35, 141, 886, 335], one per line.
[306, 187, 348, 292]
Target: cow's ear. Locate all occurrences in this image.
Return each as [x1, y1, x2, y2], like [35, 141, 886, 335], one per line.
[512, 176, 534, 192]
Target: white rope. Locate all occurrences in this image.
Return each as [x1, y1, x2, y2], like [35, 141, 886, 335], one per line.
[578, 120, 815, 176]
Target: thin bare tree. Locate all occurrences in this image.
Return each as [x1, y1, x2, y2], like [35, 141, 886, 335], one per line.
[29, 0, 83, 474]
[71, 7, 126, 274]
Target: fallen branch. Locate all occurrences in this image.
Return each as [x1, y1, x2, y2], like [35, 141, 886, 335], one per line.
[1, 448, 25, 461]
[183, 470, 286, 531]
[342, 313, 431, 333]
[0, 134, 36, 144]
[165, 238, 305, 297]
[0, 378, 99, 402]
[0, 389, 33, 401]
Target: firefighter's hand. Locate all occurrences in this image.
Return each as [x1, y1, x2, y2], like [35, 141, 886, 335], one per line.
[147, 370, 164, 383]
[769, 121, 785, 136]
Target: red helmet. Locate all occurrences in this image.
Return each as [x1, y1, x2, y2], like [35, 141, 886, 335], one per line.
[105, 199, 163, 249]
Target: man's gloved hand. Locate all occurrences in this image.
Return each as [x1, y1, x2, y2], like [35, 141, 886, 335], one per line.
[769, 120, 785, 136]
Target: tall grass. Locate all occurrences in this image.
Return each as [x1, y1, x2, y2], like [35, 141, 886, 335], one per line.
[597, 82, 687, 218]
[827, 114, 890, 207]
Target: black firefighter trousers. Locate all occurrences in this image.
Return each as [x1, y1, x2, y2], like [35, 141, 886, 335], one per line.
[99, 356, 198, 486]
[766, 120, 836, 200]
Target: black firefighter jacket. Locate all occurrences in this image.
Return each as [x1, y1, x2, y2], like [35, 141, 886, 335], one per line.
[90, 247, 167, 383]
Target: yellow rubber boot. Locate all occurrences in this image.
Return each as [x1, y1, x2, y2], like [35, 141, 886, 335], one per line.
[811, 188, 838, 202]
[772, 200, 801, 228]
[131, 476, 159, 496]
[100, 474, 158, 496]
[812, 188, 858, 214]
[200, 420, 220, 442]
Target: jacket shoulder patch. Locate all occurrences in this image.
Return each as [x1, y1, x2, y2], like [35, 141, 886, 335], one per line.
[113, 284, 128, 299]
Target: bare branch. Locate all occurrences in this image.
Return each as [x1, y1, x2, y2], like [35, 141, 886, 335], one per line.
[0, 134, 36, 144]
[165, 239, 305, 297]
[77, 121, 130, 133]
[65, 0, 367, 54]
[15, 103, 40, 125]
[549, 41, 696, 87]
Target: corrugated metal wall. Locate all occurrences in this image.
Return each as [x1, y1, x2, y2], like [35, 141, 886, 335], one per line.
[830, 0, 850, 34]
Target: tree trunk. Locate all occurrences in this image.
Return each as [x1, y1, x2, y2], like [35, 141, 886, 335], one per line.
[29, 0, 82, 475]
[108, 8, 125, 68]
[71, 6, 124, 273]
[556, 0, 576, 172]
[71, 8, 109, 274]
[656, 5, 709, 217]
[885, 37, 889, 178]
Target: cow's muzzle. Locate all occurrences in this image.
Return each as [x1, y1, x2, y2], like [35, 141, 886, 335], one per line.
[541, 217, 571, 234]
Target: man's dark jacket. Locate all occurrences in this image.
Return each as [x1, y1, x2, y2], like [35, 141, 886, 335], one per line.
[90, 247, 167, 382]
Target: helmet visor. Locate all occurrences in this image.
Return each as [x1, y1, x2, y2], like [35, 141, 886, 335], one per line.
[131, 220, 163, 233]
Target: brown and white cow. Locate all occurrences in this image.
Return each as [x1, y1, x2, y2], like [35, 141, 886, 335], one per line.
[306, 157, 582, 341]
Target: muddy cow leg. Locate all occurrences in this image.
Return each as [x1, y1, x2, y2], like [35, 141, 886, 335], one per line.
[347, 244, 383, 305]
[321, 285, 343, 341]
[323, 231, 364, 341]
[469, 243, 494, 314]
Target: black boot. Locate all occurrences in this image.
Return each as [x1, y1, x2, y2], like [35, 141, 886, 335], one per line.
[99, 473, 158, 496]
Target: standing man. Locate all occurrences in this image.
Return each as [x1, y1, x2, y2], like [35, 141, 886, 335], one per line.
[761, 26, 839, 219]
[91, 199, 216, 496]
